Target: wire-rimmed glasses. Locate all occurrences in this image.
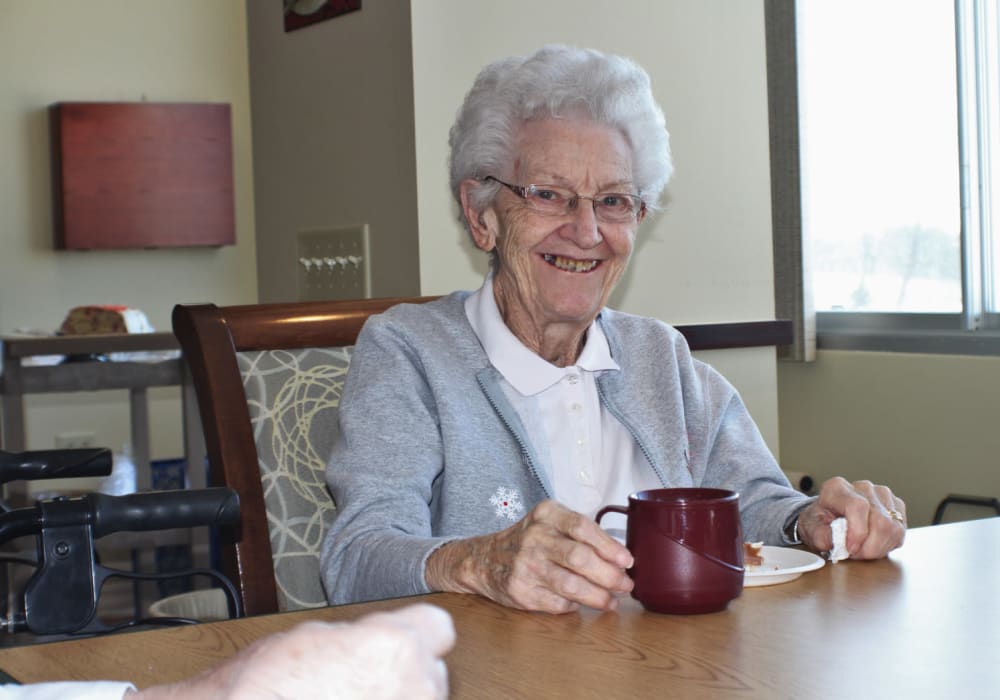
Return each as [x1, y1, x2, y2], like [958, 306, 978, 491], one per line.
[484, 176, 645, 223]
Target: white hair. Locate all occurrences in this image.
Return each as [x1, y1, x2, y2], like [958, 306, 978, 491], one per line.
[448, 44, 673, 233]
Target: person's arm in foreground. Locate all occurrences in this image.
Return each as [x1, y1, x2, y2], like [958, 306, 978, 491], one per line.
[796, 477, 906, 558]
[129, 603, 454, 700]
[425, 500, 634, 615]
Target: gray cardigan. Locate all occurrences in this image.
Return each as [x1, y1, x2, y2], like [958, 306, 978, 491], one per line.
[320, 292, 810, 605]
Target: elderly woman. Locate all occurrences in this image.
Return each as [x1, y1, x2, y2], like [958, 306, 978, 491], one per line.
[320, 45, 906, 614]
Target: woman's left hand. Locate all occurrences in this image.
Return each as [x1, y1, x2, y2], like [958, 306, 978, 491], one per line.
[796, 476, 906, 559]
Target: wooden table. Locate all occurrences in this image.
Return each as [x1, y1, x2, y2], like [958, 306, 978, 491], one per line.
[0, 518, 996, 699]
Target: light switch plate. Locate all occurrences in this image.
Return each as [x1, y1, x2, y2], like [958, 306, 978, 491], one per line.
[297, 224, 371, 301]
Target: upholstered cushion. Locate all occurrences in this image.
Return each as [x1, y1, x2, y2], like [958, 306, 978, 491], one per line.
[237, 347, 351, 610]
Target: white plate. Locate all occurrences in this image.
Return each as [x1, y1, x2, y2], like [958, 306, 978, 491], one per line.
[744, 546, 825, 587]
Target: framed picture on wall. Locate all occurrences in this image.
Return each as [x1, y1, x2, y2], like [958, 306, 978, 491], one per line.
[283, 0, 361, 32]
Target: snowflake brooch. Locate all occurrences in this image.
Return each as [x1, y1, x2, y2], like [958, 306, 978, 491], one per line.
[489, 486, 524, 521]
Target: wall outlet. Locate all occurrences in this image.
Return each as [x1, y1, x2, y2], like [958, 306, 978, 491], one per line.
[296, 224, 371, 301]
[55, 430, 97, 449]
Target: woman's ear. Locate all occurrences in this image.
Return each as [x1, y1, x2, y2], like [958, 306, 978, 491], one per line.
[636, 203, 648, 225]
[460, 179, 497, 252]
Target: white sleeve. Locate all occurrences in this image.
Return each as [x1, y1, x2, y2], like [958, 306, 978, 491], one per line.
[0, 682, 136, 699]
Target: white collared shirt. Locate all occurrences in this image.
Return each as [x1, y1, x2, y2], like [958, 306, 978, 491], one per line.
[465, 276, 659, 538]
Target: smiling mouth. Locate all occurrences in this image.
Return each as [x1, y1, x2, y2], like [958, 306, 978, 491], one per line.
[542, 254, 601, 273]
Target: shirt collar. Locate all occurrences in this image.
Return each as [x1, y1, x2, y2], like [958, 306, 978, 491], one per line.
[464, 274, 620, 396]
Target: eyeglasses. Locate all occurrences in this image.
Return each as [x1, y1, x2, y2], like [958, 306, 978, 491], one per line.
[484, 176, 645, 223]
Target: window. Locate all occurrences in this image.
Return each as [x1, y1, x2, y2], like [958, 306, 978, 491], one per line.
[770, 0, 1000, 355]
[799, 1, 962, 314]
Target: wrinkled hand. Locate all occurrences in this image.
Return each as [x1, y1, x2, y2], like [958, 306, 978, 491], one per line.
[798, 477, 906, 559]
[425, 500, 633, 614]
[131, 603, 455, 700]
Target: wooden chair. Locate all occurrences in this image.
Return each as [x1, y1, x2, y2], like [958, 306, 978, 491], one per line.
[171, 296, 435, 616]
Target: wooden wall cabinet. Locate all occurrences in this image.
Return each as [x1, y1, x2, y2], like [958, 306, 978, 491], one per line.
[50, 102, 235, 249]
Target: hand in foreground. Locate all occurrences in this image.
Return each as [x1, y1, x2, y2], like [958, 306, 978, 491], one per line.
[425, 499, 634, 614]
[130, 603, 455, 700]
[797, 477, 906, 559]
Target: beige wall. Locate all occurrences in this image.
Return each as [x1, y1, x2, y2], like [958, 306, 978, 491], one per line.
[778, 351, 1000, 526]
[0, 1, 256, 459]
[246, 1, 420, 302]
[409, 0, 781, 449]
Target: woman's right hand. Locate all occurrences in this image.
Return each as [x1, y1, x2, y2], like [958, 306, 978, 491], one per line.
[424, 500, 634, 614]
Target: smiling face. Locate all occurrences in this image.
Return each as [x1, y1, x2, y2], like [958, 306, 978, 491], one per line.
[461, 117, 643, 363]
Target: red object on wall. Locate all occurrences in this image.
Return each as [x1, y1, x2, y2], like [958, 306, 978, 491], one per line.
[50, 102, 236, 249]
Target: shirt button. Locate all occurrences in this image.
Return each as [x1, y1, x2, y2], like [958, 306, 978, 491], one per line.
[578, 469, 591, 483]
[571, 403, 582, 412]
[567, 374, 579, 385]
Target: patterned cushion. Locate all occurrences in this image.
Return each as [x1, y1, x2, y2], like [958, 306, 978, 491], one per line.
[237, 346, 352, 610]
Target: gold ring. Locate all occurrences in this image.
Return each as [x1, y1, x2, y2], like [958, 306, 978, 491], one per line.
[888, 509, 905, 523]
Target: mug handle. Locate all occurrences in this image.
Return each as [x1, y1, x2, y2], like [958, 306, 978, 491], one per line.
[595, 504, 627, 524]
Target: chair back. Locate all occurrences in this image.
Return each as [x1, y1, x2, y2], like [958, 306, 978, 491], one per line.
[172, 297, 435, 616]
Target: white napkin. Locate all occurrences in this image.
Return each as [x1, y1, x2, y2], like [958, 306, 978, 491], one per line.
[829, 517, 849, 563]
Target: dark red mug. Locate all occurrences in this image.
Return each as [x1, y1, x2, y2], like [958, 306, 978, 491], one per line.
[596, 488, 744, 614]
